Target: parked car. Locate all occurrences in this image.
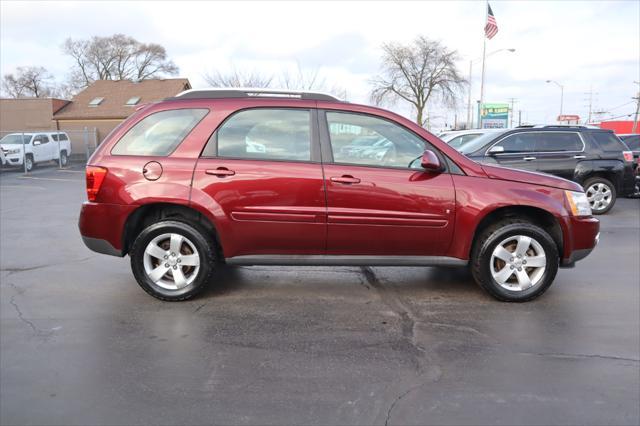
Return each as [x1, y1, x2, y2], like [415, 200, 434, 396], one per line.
[457, 125, 637, 214]
[0, 132, 71, 171]
[440, 129, 503, 150]
[618, 133, 640, 195]
[79, 89, 599, 303]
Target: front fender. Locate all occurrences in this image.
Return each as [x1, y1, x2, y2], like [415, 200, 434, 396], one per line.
[448, 175, 569, 260]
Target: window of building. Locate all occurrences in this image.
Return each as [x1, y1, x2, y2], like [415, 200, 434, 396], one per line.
[125, 96, 141, 106]
[89, 97, 104, 107]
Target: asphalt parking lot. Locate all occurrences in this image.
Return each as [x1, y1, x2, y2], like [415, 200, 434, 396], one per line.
[1, 164, 639, 426]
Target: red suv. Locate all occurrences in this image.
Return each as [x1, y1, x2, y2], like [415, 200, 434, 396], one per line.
[78, 89, 600, 302]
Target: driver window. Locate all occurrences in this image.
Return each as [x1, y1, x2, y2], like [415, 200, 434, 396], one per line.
[35, 134, 48, 144]
[492, 133, 537, 153]
[326, 112, 427, 169]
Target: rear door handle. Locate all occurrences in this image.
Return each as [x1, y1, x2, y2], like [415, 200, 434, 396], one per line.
[523, 156, 536, 161]
[330, 175, 361, 184]
[206, 167, 235, 177]
[573, 155, 586, 159]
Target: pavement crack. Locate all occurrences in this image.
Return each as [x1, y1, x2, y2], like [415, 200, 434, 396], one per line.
[193, 302, 208, 313]
[6, 282, 50, 339]
[359, 267, 425, 365]
[384, 383, 423, 426]
[521, 351, 639, 363]
[1, 256, 96, 276]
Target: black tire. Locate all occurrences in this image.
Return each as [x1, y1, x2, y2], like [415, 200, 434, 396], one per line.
[583, 177, 616, 215]
[25, 155, 34, 172]
[471, 219, 559, 302]
[130, 220, 217, 301]
[59, 151, 68, 167]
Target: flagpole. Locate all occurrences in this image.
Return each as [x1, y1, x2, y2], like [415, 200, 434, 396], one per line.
[478, 1, 488, 129]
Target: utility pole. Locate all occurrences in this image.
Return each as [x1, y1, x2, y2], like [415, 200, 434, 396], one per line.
[583, 86, 598, 124]
[632, 81, 640, 134]
[507, 97, 518, 128]
[518, 110, 522, 126]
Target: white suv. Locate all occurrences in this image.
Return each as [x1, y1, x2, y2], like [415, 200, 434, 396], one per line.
[0, 132, 72, 171]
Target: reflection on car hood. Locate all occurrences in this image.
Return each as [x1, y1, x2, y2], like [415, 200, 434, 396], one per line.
[481, 164, 583, 192]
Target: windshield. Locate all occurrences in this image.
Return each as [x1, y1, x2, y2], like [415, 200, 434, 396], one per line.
[459, 131, 508, 155]
[0, 134, 32, 144]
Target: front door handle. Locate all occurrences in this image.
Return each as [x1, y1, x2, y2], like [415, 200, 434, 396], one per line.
[330, 175, 361, 184]
[206, 167, 235, 177]
[523, 156, 536, 161]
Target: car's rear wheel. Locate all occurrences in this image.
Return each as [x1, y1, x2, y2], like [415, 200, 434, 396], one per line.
[584, 177, 616, 214]
[130, 220, 216, 301]
[471, 220, 559, 302]
[59, 151, 68, 167]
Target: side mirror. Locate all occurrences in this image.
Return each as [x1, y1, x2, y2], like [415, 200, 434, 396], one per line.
[487, 145, 504, 155]
[33, 140, 41, 146]
[421, 150, 443, 172]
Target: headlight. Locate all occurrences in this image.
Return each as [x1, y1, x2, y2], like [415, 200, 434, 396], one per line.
[565, 190, 592, 216]
[6, 149, 20, 154]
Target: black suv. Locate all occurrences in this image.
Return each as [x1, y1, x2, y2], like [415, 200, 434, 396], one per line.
[458, 125, 636, 214]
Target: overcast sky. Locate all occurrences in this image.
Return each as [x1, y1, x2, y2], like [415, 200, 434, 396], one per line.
[1, 0, 638, 129]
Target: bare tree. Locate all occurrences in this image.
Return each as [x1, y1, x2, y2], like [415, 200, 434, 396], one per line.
[2, 66, 55, 98]
[62, 34, 179, 88]
[278, 63, 347, 99]
[203, 68, 273, 88]
[370, 36, 466, 127]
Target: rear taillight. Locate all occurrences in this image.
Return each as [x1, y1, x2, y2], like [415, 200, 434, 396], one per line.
[623, 151, 634, 162]
[86, 166, 107, 202]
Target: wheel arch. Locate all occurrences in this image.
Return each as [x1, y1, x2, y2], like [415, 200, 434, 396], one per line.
[122, 202, 223, 259]
[469, 205, 564, 260]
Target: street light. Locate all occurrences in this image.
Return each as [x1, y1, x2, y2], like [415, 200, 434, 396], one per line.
[546, 79, 564, 118]
[467, 48, 515, 129]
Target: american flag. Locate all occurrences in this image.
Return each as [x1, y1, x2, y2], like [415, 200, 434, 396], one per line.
[485, 3, 499, 39]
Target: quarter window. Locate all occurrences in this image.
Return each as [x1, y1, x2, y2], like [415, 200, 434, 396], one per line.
[591, 132, 627, 152]
[112, 109, 208, 156]
[326, 112, 427, 169]
[214, 109, 311, 161]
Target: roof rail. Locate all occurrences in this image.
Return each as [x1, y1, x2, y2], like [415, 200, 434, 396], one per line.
[515, 124, 599, 129]
[171, 88, 342, 102]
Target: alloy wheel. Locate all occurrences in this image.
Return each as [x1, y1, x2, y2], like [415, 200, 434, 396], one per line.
[586, 183, 612, 212]
[490, 235, 547, 291]
[143, 233, 201, 290]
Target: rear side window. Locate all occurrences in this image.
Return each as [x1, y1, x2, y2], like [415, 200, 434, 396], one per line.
[112, 109, 208, 156]
[590, 132, 627, 152]
[214, 109, 311, 161]
[534, 132, 583, 152]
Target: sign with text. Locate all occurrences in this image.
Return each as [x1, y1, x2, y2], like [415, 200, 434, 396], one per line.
[481, 103, 509, 128]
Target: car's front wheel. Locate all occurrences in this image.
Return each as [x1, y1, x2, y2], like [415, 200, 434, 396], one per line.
[130, 220, 216, 301]
[471, 220, 559, 302]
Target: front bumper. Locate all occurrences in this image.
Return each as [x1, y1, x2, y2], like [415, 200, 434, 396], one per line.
[560, 215, 600, 267]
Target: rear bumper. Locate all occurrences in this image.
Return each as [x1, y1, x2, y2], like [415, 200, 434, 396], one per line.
[560, 215, 600, 267]
[78, 202, 136, 257]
